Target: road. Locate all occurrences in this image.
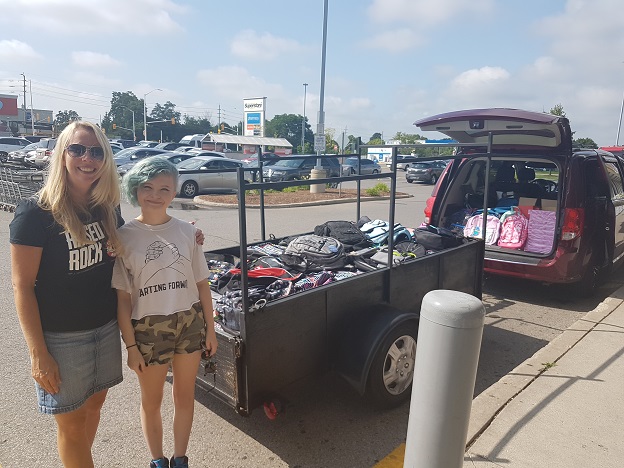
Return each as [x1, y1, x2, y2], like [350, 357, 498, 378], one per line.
[1, 171, 622, 467]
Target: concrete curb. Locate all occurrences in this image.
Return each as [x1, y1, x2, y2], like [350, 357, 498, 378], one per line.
[192, 193, 412, 209]
[465, 285, 624, 449]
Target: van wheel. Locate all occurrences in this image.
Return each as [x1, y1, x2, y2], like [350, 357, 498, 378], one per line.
[366, 322, 418, 408]
[181, 181, 199, 198]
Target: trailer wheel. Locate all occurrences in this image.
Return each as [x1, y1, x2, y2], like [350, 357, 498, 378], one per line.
[263, 399, 284, 420]
[366, 322, 418, 408]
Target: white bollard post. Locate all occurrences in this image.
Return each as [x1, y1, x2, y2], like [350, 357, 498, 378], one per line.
[403, 290, 485, 468]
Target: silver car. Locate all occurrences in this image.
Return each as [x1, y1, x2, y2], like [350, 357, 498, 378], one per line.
[177, 156, 248, 197]
[341, 157, 382, 175]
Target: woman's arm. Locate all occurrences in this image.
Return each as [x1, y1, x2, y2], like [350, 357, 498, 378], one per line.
[197, 279, 217, 357]
[10, 244, 60, 394]
[116, 289, 145, 373]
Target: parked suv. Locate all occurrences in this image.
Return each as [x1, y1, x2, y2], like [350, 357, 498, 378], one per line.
[415, 108, 624, 296]
[262, 156, 340, 182]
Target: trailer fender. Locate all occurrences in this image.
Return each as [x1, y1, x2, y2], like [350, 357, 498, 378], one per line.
[334, 304, 419, 397]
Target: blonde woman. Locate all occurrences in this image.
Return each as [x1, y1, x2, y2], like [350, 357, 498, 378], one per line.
[9, 121, 125, 467]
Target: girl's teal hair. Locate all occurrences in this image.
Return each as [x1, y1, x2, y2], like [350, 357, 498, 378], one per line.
[122, 156, 178, 206]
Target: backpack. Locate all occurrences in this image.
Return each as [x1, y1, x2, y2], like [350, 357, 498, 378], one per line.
[497, 209, 529, 249]
[360, 219, 412, 246]
[279, 234, 348, 272]
[463, 213, 501, 245]
[313, 220, 372, 250]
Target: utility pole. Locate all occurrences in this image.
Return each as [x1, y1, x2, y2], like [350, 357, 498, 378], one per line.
[20, 73, 27, 128]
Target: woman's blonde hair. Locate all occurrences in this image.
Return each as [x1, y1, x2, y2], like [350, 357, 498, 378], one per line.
[38, 121, 122, 250]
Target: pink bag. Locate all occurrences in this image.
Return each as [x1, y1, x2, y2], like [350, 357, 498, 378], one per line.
[524, 210, 556, 254]
[463, 213, 501, 245]
[497, 209, 529, 249]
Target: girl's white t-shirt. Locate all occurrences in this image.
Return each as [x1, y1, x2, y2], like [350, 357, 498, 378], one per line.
[112, 217, 210, 320]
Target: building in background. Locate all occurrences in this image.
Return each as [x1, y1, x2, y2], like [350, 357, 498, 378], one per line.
[0, 93, 53, 137]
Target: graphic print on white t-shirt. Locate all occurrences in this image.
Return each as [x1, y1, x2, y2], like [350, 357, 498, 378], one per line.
[137, 240, 191, 297]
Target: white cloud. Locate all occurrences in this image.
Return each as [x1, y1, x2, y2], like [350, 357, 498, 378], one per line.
[0, 0, 187, 35]
[197, 65, 284, 102]
[230, 30, 304, 61]
[361, 28, 425, 53]
[367, 0, 494, 25]
[0, 39, 40, 60]
[72, 51, 121, 68]
[450, 66, 510, 91]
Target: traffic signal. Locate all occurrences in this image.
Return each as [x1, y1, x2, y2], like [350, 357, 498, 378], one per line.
[171, 117, 175, 125]
[112, 123, 117, 129]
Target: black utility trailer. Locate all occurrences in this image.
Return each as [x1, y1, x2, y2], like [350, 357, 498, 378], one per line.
[196, 147, 484, 417]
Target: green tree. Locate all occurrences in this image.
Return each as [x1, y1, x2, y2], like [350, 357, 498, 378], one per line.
[573, 137, 598, 148]
[549, 104, 566, 117]
[105, 91, 142, 139]
[264, 113, 308, 152]
[54, 110, 81, 132]
[368, 132, 383, 144]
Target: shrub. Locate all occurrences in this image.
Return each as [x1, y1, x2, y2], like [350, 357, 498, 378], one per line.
[365, 183, 390, 197]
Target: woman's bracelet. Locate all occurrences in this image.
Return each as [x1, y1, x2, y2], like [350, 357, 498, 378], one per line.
[126, 343, 138, 350]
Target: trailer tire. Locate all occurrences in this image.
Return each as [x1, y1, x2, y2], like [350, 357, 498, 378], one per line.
[366, 321, 418, 408]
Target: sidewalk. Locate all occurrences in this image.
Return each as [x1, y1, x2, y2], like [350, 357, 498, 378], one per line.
[463, 285, 624, 467]
[377, 285, 624, 468]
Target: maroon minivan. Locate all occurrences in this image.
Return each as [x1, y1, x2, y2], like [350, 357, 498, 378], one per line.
[415, 108, 624, 296]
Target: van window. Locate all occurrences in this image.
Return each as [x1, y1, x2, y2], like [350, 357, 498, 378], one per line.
[604, 161, 624, 201]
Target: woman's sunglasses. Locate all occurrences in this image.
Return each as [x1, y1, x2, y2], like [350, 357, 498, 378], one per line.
[66, 144, 105, 161]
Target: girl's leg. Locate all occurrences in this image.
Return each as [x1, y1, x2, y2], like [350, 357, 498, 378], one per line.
[54, 390, 107, 468]
[137, 363, 170, 460]
[171, 350, 202, 458]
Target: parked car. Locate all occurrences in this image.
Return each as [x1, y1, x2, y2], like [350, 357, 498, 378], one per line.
[242, 152, 281, 166]
[109, 138, 137, 148]
[341, 157, 382, 175]
[178, 134, 205, 148]
[113, 147, 167, 167]
[31, 138, 57, 168]
[0, 136, 32, 163]
[8, 142, 41, 164]
[137, 140, 159, 147]
[117, 151, 197, 178]
[23, 135, 48, 143]
[154, 142, 188, 151]
[262, 156, 341, 182]
[416, 107, 624, 296]
[405, 161, 444, 184]
[173, 146, 200, 153]
[176, 156, 247, 197]
[395, 155, 421, 171]
[186, 150, 226, 158]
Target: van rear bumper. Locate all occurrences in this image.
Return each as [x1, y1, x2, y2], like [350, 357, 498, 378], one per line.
[483, 246, 585, 284]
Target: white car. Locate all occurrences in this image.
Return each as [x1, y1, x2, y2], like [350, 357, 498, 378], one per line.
[0, 136, 32, 163]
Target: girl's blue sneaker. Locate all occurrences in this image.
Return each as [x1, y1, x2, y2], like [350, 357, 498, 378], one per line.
[150, 457, 169, 468]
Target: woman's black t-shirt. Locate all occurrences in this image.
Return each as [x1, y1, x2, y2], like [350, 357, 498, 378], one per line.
[9, 198, 123, 332]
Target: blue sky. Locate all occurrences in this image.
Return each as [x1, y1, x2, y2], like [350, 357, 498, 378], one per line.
[0, 0, 623, 146]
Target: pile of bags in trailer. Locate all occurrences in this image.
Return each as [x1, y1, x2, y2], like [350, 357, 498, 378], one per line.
[209, 216, 467, 332]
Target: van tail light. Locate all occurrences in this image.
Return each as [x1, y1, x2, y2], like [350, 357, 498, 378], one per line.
[424, 196, 435, 224]
[561, 208, 584, 240]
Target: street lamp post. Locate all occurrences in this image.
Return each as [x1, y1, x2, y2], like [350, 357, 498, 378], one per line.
[143, 88, 162, 141]
[120, 106, 136, 142]
[301, 83, 308, 153]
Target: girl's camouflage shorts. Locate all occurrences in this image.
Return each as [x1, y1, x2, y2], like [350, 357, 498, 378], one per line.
[132, 302, 206, 366]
